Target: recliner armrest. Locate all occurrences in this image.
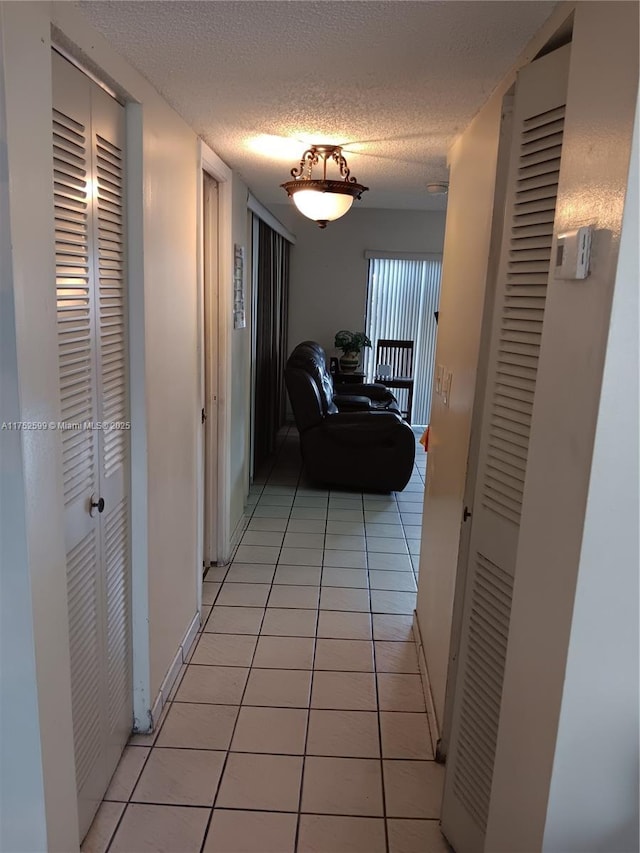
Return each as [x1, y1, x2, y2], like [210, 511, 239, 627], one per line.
[333, 394, 372, 411]
[334, 383, 396, 403]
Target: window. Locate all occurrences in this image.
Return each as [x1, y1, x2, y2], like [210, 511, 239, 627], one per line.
[364, 256, 442, 425]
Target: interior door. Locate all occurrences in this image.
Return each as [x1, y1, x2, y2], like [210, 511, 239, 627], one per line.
[53, 50, 131, 839]
[203, 172, 219, 566]
[440, 44, 571, 853]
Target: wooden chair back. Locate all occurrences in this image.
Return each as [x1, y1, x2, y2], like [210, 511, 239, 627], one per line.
[375, 339, 414, 379]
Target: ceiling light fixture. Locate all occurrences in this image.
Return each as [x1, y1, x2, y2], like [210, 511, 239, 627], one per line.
[426, 182, 449, 194]
[281, 145, 368, 228]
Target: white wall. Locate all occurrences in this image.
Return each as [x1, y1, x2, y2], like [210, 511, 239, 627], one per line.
[486, 3, 639, 850]
[0, 5, 80, 850]
[271, 204, 446, 355]
[542, 88, 639, 853]
[0, 2, 246, 845]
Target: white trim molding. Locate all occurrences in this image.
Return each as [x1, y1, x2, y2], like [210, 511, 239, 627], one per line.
[247, 192, 296, 244]
[147, 611, 200, 730]
[413, 611, 441, 759]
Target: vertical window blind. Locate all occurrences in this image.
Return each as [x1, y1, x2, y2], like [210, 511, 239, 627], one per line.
[364, 257, 442, 425]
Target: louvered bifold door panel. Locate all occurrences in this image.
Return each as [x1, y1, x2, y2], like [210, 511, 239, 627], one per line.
[441, 44, 570, 853]
[90, 84, 132, 783]
[53, 51, 132, 842]
[52, 51, 106, 837]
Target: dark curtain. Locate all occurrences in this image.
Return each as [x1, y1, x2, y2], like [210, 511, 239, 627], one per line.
[253, 217, 290, 472]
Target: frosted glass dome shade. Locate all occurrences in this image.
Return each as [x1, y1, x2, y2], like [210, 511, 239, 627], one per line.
[292, 189, 354, 224]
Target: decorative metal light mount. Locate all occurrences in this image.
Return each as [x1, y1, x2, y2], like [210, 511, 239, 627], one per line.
[281, 144, 369, 228]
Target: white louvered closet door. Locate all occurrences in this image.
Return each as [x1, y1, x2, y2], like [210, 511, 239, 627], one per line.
[440, 44, 570, 853]
[52, 51, 131, 840]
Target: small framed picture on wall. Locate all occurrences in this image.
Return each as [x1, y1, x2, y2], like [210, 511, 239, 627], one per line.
[233, 244, 246, 329]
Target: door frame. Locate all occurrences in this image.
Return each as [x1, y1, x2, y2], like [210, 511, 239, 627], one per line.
[197, 142, 233, 584]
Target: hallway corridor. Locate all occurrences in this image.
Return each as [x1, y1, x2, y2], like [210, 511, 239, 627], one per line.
[83, 428, 447, 853]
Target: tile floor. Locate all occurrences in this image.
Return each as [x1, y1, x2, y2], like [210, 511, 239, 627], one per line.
[83, 427, 448, 853]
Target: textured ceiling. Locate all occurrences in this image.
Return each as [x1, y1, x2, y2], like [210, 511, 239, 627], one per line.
[78, 0, 556, 211]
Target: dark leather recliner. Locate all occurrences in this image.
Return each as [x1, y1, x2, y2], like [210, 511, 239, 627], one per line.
[285, 341, 416, 492]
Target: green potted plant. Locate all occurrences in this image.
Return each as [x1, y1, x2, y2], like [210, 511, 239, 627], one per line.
[334, 330, 371, 373]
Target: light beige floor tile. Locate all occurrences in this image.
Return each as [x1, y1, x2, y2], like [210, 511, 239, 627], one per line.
[225, 563, 276, 584]
[380, 712, 434, 759]
[286, 518, 326, 534]
[366, 537, 409, 554]
[298, 815, 386, 853]
[323, 550, 368, 569]
[400, 512, 422, 525]
[202, 582, 221, 605]
[248, 516, 288, 532]
[387, 819, 450, 853]
[204, 606, 265, 635]
[279, 546, 323, 566]
[109, 803, 209, 853]
[321, 567, 369, 588]
[251, 504, 293, 521]
[364, 510, 401, 524]
[327, 509, 363, 522]
[216, 583, 271, 608]
[156, 702, 238, 750]
[294, 496, 328, 508]
[203, 809, 297, 853]
[132, 748, 225, 806]
[242, 668, 312, 708]
[311, 671, 377, 711]
[206, 565, 229, 582]
[374, 641, 420, 673]
[367, 552, 413, 571]
[240, 530, 285, 547]
[216, 753, 303, 811]
[260, 607, 317, 637]
[383, 760, 444, 818]
[377, 674, 426, 711]
[365, 523, 405, 538]
[372, 614, 415, 642]
[191, 633, 257, 667]
[253, 635, 315, 669]
[317, 611, 372, 640]
[290, 507, 328, 520]
[199, 607, 213, 631]
[283, 531, 325, 549]
[369, 570, 416, 592]
[234, 544, 281, 564]
[297, 487, 329, 497]
[325, 533, 366, 551]
[306, 710, 380, 758]
[326, 520, 366, 536]
[81, 801, 125, 853]
[402, 524, 422, 538]
[263, 485, 296, 495]
[175, 665, 249, 704]
[104, 746, 149, 801]
[301, 756, 383, 816]
[370, 590, 416, 615]
[314, 639, 374, 672]
[256, 494, 293, 507]
[231, 706, 308, 754]
[328, 498, 363, 509]
[320, 587, 370, 612]
[274, 565, 322, 586]
[267, 584, 320, 609]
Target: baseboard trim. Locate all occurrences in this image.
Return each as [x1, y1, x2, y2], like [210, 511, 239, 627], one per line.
[149, 611, 200, 729]
[413, 610, 440, 758]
